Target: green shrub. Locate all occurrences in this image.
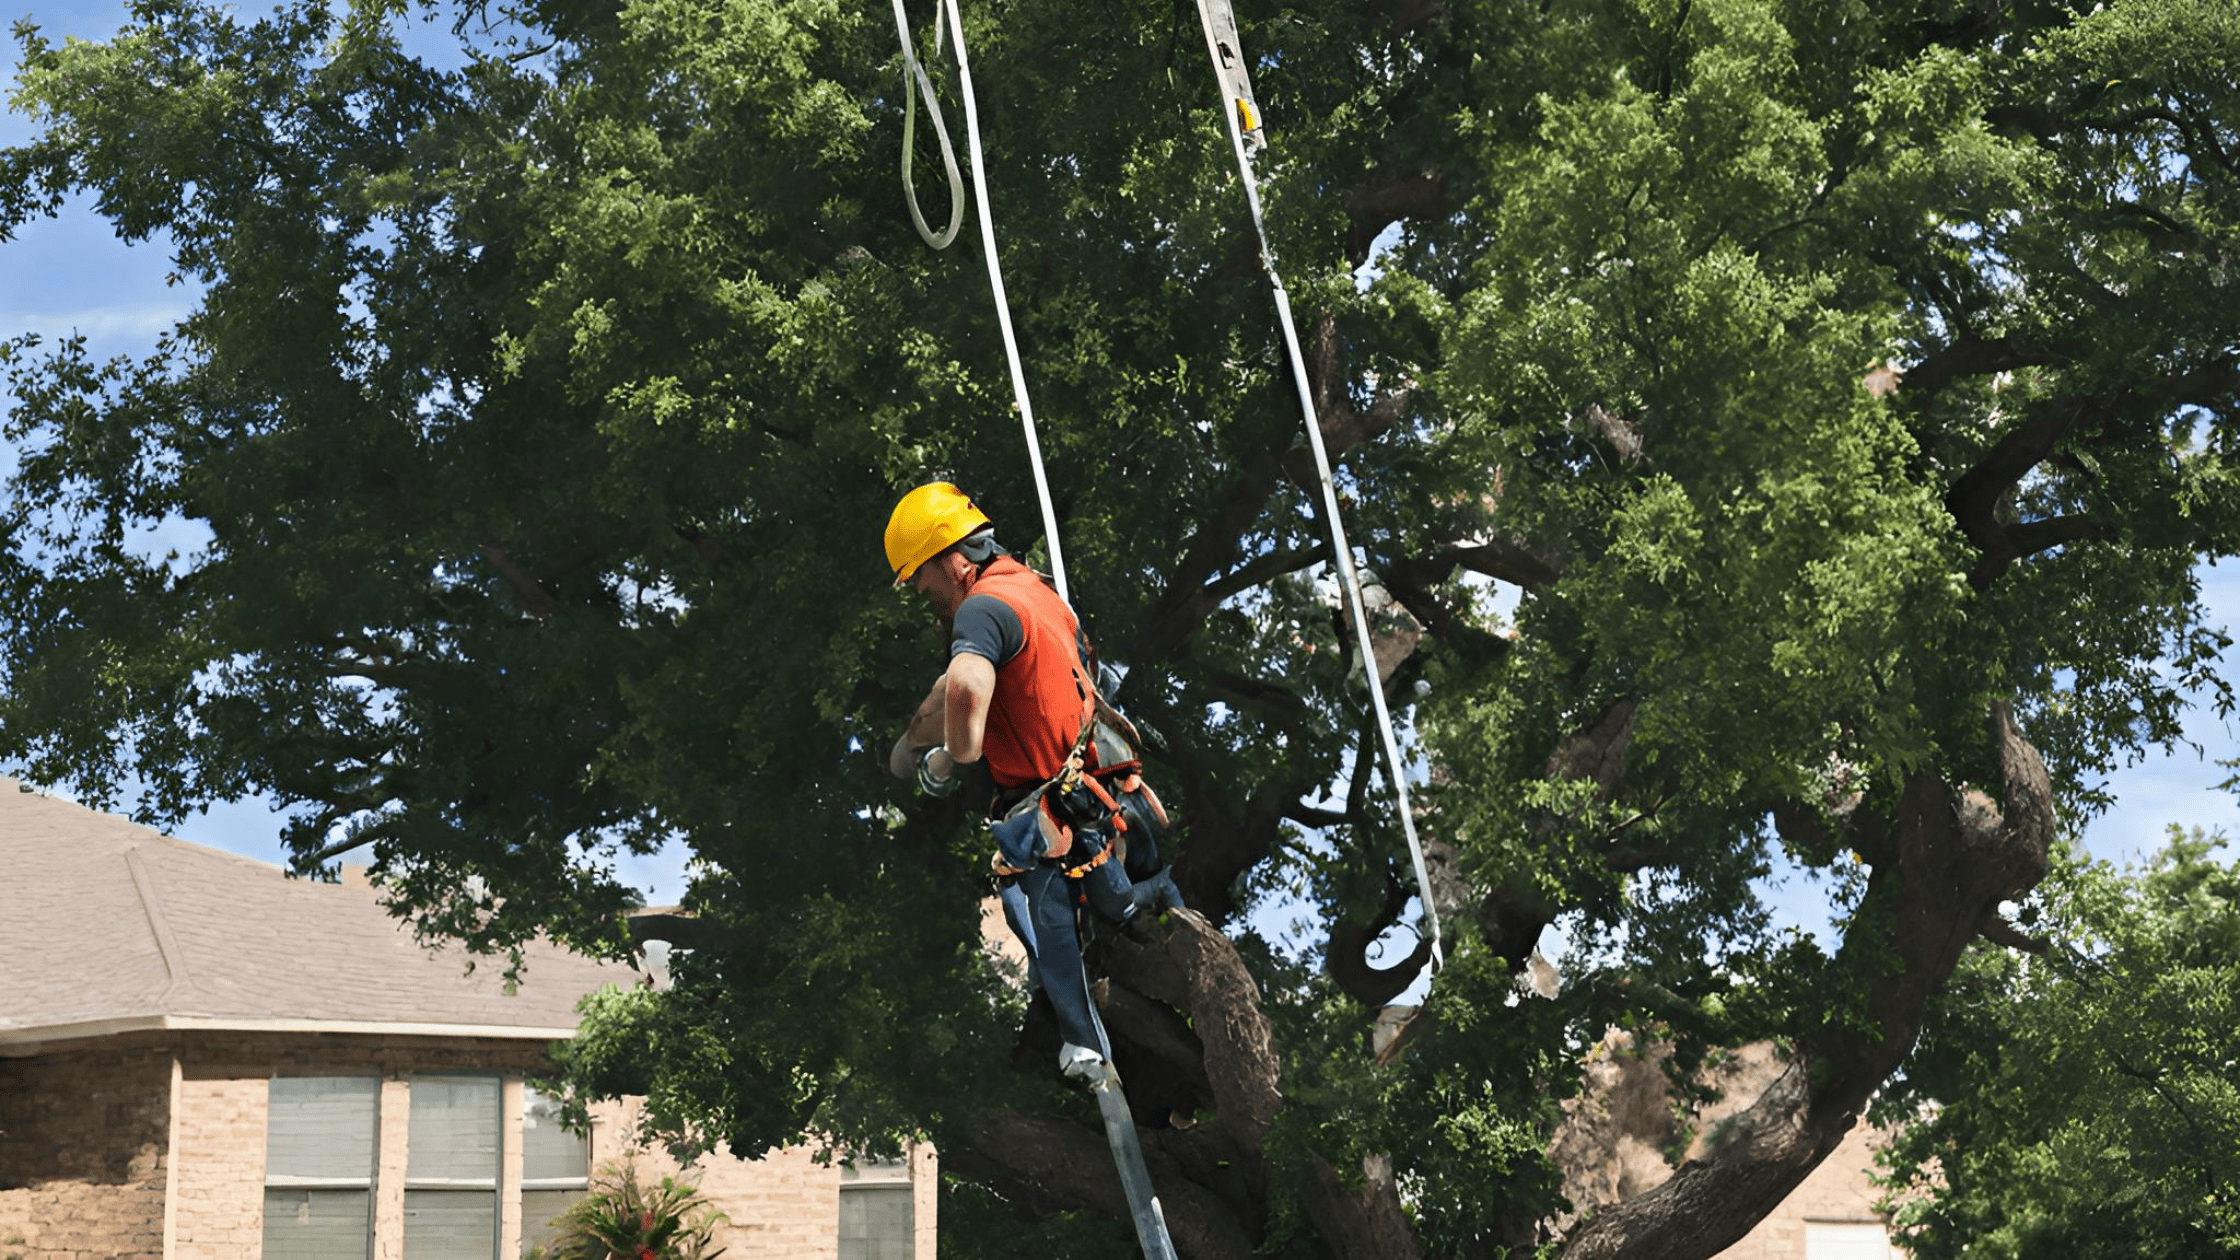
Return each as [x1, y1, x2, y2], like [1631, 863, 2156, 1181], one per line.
[527, 1162, 727, 1260]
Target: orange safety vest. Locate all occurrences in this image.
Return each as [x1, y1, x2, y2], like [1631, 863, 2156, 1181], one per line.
[968, 557, 1096, 791]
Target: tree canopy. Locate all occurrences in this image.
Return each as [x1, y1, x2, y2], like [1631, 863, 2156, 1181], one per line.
[3, 0, 2238, 1255]
[1879, 829, 2240, 1260]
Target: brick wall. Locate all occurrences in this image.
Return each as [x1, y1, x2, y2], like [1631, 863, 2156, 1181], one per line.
[0, 1039, 172, 1260]
[175, 1030, 567, 1260]
[588, 1097, 844, 1260]
[585, 1098, 937, 1260]
[171, 1075, 263, 1260]
[0, 1029, 936, 1260]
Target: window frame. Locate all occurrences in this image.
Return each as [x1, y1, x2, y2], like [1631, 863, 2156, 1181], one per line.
[837, 1156, 915, 1260]
[262, 1074, 382, 1260]
[403, 1071, 506, 1260]
[518, 1086, 592, 1256]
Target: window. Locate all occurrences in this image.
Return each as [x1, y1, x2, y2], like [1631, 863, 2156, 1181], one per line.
[838, 1158, 914, 1260]
[1804, 1222, 1898, 1260]
[264, 1076, 379, 1260]
[405, 1075, 501, 1260]
[518, 1089, 590, 1256]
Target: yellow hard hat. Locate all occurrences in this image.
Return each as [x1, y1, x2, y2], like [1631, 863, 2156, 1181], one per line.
[884, 482, 992, 584]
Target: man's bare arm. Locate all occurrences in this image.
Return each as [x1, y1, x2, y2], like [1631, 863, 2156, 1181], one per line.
[888, 675, 948, 780]
[940, 653, 996, 771]
[891, 656, 995, 787]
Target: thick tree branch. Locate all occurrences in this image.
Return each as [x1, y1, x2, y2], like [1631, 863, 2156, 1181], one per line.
[1558, 701, 2053, 1260]
[2003, 514, 2111, 561]
[1279, 312, 1417, 488]
[1945, 355, 2240, 588]
[1448, 539, 1562, 590]
[1285, 801, 1353, 828]
[1342, 168, 1448, 269]
[1201, 541, 1331, 610]
[478, 541, 557, 619]
[1135, 447, 1289, 666]
[1327, 861, 1435, 1008]
[1097, 982, 1215, 1109]
[966, 911, 1282, 1256]
[1547, 697, 1639, 798]
[1984, 101, 2237, 175]
[2147, 354, 2240, 413]
[1305, 1153, 1425, 1260]
[1944, 398, 2098, 590]
[1463, 697, 1646, 979]
[1389, 536, 1563, 596]
[1378, 558, 1512, 660]
[1101, 908, 1284, 1145]
[1194, 664, 1312, 733]
[1166, 761, 1300, 920]
[948, 1109, 1258, 1260]
[1904, 331, 2080, 399]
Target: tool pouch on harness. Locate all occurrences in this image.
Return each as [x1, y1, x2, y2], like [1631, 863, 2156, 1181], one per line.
[1082, 687, 1179, 884]
[991, 788, 1070, 871]
[1049, 770, 1113, 833]
[1107, 771, 1170, 880]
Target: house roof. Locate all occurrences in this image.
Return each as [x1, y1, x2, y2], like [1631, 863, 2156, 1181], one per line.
[0, 779, 632, 1048]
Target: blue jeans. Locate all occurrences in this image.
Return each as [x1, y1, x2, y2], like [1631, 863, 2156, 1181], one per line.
[1008, 864, 1110, 1058]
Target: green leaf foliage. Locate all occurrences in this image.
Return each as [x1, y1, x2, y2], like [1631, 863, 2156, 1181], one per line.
[1878, 829, 2240, 1260]
[4, 0, 2239, 1252]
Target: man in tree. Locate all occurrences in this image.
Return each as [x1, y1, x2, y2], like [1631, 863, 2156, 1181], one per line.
[884, 480, 1137, 1077]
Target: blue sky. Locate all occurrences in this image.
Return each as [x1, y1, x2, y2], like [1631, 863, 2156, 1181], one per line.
[4, 0, 2235, 919]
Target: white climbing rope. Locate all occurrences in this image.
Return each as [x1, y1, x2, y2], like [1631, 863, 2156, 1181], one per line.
[1188, 0, 1444, 973]
[893, 0, 1072, 602]
[890, 0, 963, 248]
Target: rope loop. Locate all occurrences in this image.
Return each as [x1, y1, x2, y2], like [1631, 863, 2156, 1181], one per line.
[892, 0, 964, 249]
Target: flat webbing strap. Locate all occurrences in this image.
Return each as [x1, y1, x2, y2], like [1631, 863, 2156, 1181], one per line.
[1188, 0, 1444, 974]
[894, 0, 1072, 604]
[891, 0, 963, 249]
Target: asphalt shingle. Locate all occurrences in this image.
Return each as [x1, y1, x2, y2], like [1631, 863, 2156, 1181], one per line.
[1, 780, 628, 1038]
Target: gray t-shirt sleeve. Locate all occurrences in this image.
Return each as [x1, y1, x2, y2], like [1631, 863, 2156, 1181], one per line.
[950, 593, 1026, 667]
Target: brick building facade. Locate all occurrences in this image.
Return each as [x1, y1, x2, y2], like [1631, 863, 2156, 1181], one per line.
[0, 783, 932, 1260]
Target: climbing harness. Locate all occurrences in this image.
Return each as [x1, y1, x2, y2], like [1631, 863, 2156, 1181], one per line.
[1187, 0, 1445, 972]
[888, 0, 1072, 602]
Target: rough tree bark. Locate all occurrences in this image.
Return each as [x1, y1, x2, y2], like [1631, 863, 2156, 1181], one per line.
[945, 908, 1285, 1260]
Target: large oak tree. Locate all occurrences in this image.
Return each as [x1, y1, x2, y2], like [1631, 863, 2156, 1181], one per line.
[4, 0, 2237, 1254]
